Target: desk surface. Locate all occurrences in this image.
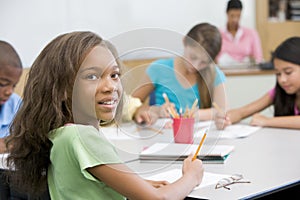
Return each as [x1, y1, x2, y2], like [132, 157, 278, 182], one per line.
[1, 122, 299, 199]
[103, 122, 300, 199]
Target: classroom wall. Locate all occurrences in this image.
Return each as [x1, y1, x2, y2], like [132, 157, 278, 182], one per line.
[4, 0, 267, 111]
[0, 0, 256, 67]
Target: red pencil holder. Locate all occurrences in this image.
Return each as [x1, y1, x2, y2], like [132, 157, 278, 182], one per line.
[172, 118, 195, 144]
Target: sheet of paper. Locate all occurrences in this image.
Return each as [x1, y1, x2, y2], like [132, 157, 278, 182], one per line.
[144, 168, 229, 190]
[194, 123, 261, 139]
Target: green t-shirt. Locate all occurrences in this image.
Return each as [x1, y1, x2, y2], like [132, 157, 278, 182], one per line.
[48, 124, 125, 200]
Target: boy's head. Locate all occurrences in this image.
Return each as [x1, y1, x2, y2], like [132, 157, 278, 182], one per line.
[0, 40, 23, 105]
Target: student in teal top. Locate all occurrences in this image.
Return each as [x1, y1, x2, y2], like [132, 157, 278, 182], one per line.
[6, 31, 204, 199]
[133, 23, 227, 124]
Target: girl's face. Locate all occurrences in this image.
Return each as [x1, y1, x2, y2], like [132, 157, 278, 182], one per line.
[183, 45, 211, 73]
[274, 58, 300, 95]
[73, 45, 122, 124]
[0, 65, 22, 105]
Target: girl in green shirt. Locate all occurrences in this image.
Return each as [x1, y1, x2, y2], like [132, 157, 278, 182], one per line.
[6, 31, 204, 199]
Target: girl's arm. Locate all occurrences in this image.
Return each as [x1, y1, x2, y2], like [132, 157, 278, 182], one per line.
[227, 92, 273, 124]
[87, 155, 203, 200]
[215, 88, 272, 130]
[251, 114, 300, 129]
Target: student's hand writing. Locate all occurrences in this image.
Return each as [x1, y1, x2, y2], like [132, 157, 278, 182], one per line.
[250, 113, 269, 127]
[133, 105, 159, 125]
[182, 154, 204, 186]
[215, 112, 231, 130]
[216, 108, 246, 130]
[145, 179, 170, 188]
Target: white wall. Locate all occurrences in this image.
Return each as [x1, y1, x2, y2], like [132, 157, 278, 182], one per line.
[0, 0, 256, 67]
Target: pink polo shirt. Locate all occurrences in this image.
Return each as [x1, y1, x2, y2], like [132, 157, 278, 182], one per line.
[217, 26, 263, 65]
[269, 88, 300, 115]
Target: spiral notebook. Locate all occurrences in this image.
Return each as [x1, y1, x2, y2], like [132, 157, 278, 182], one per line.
[139, 143, 234, 164]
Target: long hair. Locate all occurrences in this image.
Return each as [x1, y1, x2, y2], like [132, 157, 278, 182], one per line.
[184, 23, 222, 108]
[272, 37, 300, 116]
[5, 31, 104, 196]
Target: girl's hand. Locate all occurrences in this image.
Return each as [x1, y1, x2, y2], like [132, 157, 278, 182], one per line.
[182, 154, 204, 186]
[215, 112, 231, 130]
[250, 113, 269, 127]
[134, 105, 159, 125]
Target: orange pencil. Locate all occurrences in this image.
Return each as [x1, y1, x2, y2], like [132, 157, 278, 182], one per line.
[192, 132, 207, 161]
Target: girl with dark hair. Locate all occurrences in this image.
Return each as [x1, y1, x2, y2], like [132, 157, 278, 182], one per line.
[217, 37, 300, 129]
[6, 31, 204, 199]
[133, 23, 227, 125]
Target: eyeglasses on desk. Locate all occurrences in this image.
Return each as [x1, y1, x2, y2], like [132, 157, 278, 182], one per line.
[215, 174, 251, 190]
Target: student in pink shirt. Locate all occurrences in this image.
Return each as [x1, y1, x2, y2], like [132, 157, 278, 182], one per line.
[217, 0, 263, 65]
[216, 37, 300, 130]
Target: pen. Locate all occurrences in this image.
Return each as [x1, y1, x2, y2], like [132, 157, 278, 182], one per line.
[192, 132, 207, 161]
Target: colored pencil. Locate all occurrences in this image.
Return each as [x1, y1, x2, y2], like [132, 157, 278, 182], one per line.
[192, 132, 207, 161]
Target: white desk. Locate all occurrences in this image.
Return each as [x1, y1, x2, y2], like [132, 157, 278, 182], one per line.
[102, 122, 300, 199]
[1, 122, 299, 199]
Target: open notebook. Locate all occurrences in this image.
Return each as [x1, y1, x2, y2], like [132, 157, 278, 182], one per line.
[139, 143, 234, 164]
